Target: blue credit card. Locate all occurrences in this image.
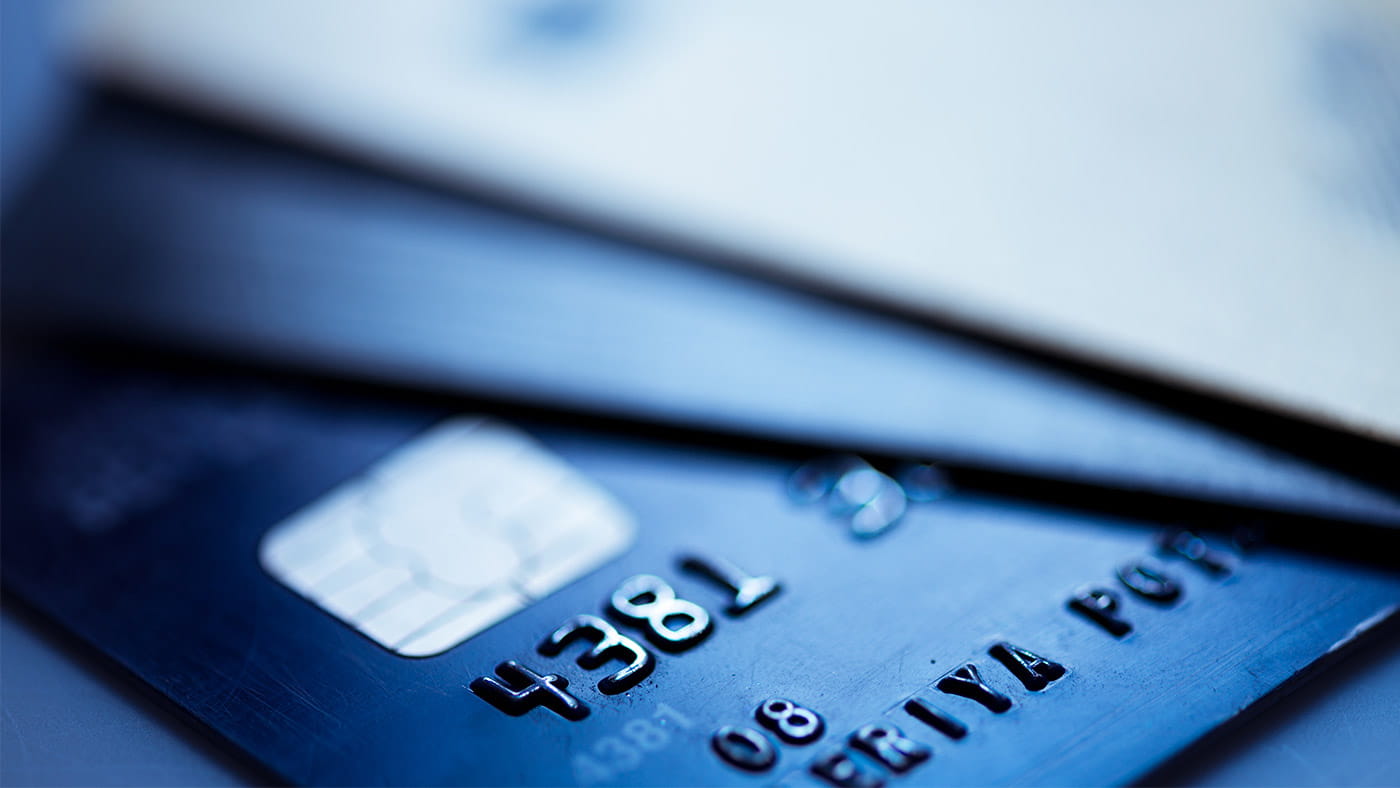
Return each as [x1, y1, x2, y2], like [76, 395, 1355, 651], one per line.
[5, 97, 1399, 528]
[3, 352, 1397, 786]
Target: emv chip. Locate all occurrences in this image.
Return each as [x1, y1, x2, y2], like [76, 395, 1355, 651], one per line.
[260, 418, 634, 656]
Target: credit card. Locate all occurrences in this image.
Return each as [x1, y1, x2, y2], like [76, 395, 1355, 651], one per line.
[4, 350, 1397, 785]
[5, 98, 1399, 526]
[73, 0, 1400, 442]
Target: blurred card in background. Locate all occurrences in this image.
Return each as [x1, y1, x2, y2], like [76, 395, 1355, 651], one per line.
[76, 0, 1400, 443]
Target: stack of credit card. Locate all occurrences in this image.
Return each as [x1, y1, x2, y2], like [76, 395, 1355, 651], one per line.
[3, 2, 1400, 786]
[4, 350, 1398, 786]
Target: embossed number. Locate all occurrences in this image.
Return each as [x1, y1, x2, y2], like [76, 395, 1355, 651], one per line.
[538, 614, 655, 694]
[711, 726, 778, 772]
[679, 555, 781, 616]
[609, 574, 712, 652]
[469, 660, 588, 720]
[755, 698, 826, 744]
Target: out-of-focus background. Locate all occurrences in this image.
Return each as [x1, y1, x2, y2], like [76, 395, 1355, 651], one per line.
[62, 0, 1400, 442]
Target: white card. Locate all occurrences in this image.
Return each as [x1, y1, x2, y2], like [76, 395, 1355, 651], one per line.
[74, 0, 1400, 442]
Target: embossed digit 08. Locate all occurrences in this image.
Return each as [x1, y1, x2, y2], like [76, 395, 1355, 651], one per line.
[755, 698, 826, 744]
[711, 726, 778, 772]
[609, 574, 712, 652]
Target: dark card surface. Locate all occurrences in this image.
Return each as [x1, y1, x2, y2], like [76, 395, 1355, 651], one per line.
[3, 355, 1397, 786]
